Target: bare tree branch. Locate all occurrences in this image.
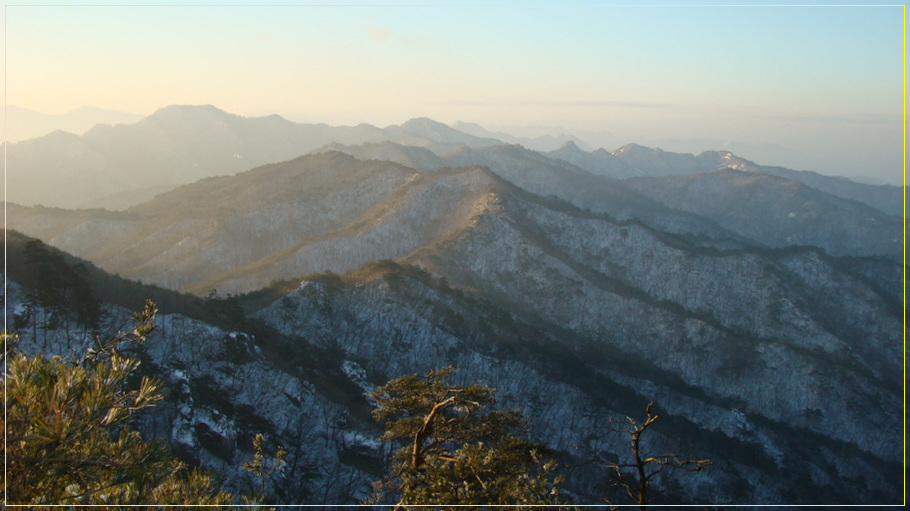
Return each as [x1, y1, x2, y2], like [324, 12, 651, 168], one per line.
[599, 401, 712, 511]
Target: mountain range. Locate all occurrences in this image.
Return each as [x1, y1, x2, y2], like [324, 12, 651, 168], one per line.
[7, 104, 904, 216]
[4, 104, 905, 505]
[6, 106, 500, 210]
[5, 105, 144, 143]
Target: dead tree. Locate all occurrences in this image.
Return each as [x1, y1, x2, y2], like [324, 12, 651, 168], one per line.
[602, 402, 711, 511]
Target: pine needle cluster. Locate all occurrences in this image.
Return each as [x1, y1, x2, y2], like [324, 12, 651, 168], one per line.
[2, 302, 234, 507]
[369, 367, 563, 509]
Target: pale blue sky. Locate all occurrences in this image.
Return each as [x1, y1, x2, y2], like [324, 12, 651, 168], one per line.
[3, 4, 906, 183]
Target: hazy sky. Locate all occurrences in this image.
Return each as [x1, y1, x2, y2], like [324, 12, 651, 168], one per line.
[4, 4, 906, 184]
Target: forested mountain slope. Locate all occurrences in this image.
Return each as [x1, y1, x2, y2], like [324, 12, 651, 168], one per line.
[6, 233, 903, 504]
[622, 169, 903, 260]
[5, 105, 904, 506]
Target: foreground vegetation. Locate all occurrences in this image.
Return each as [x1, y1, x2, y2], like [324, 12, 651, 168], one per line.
[4, 294, 709, 508]
[2, 302, 234, 507]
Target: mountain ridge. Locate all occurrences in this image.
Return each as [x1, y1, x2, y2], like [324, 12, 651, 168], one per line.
[7, 138, 902, 297]
[6, 104, 144, 142]
[5, 104, 904, 505]
[7, 153, 512, 294]
[622, 168, 903, 259]
[6, 221, 903, 504]
[8, 104, 901, 215]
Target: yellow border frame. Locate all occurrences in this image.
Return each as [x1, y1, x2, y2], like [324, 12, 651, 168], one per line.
[1, 3, 906, 508]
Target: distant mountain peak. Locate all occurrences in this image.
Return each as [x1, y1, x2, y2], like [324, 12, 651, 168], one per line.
[398, 117, 462, 139]
[613, 142, 650, 154]
[260, 113, 289, 121]
[153, 103, 222, 113]
[557, 140, 581, 151]
[452, 120, 484, 131]
[401, 117, 448, 129]
[30, 129, 82, 143]
[149, 104, 231, 120]
[6, 105, 144, 143]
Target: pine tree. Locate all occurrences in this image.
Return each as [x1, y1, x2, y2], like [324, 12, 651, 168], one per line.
[369, 367, 563, 509]
[2, 302, 234, 507]
[241, 433, 287, 505]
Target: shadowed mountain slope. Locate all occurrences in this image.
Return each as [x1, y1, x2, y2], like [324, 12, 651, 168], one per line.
[623, 168, 903, 260]
[605, 144, 905, 217]
[309, 141, 446, 171]
[547, 140, 638, 179]
[452, 120, 594, 151]
[6, 183, 903, 504]
[5, 104, 904, 507]
[440, 144, 739, 240]
[310, 140, 900, 260]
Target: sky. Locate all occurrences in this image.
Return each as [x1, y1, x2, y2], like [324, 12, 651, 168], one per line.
[3, 4, 906, 184]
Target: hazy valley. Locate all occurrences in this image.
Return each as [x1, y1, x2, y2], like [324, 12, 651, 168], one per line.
[4, 105, 905, 505]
